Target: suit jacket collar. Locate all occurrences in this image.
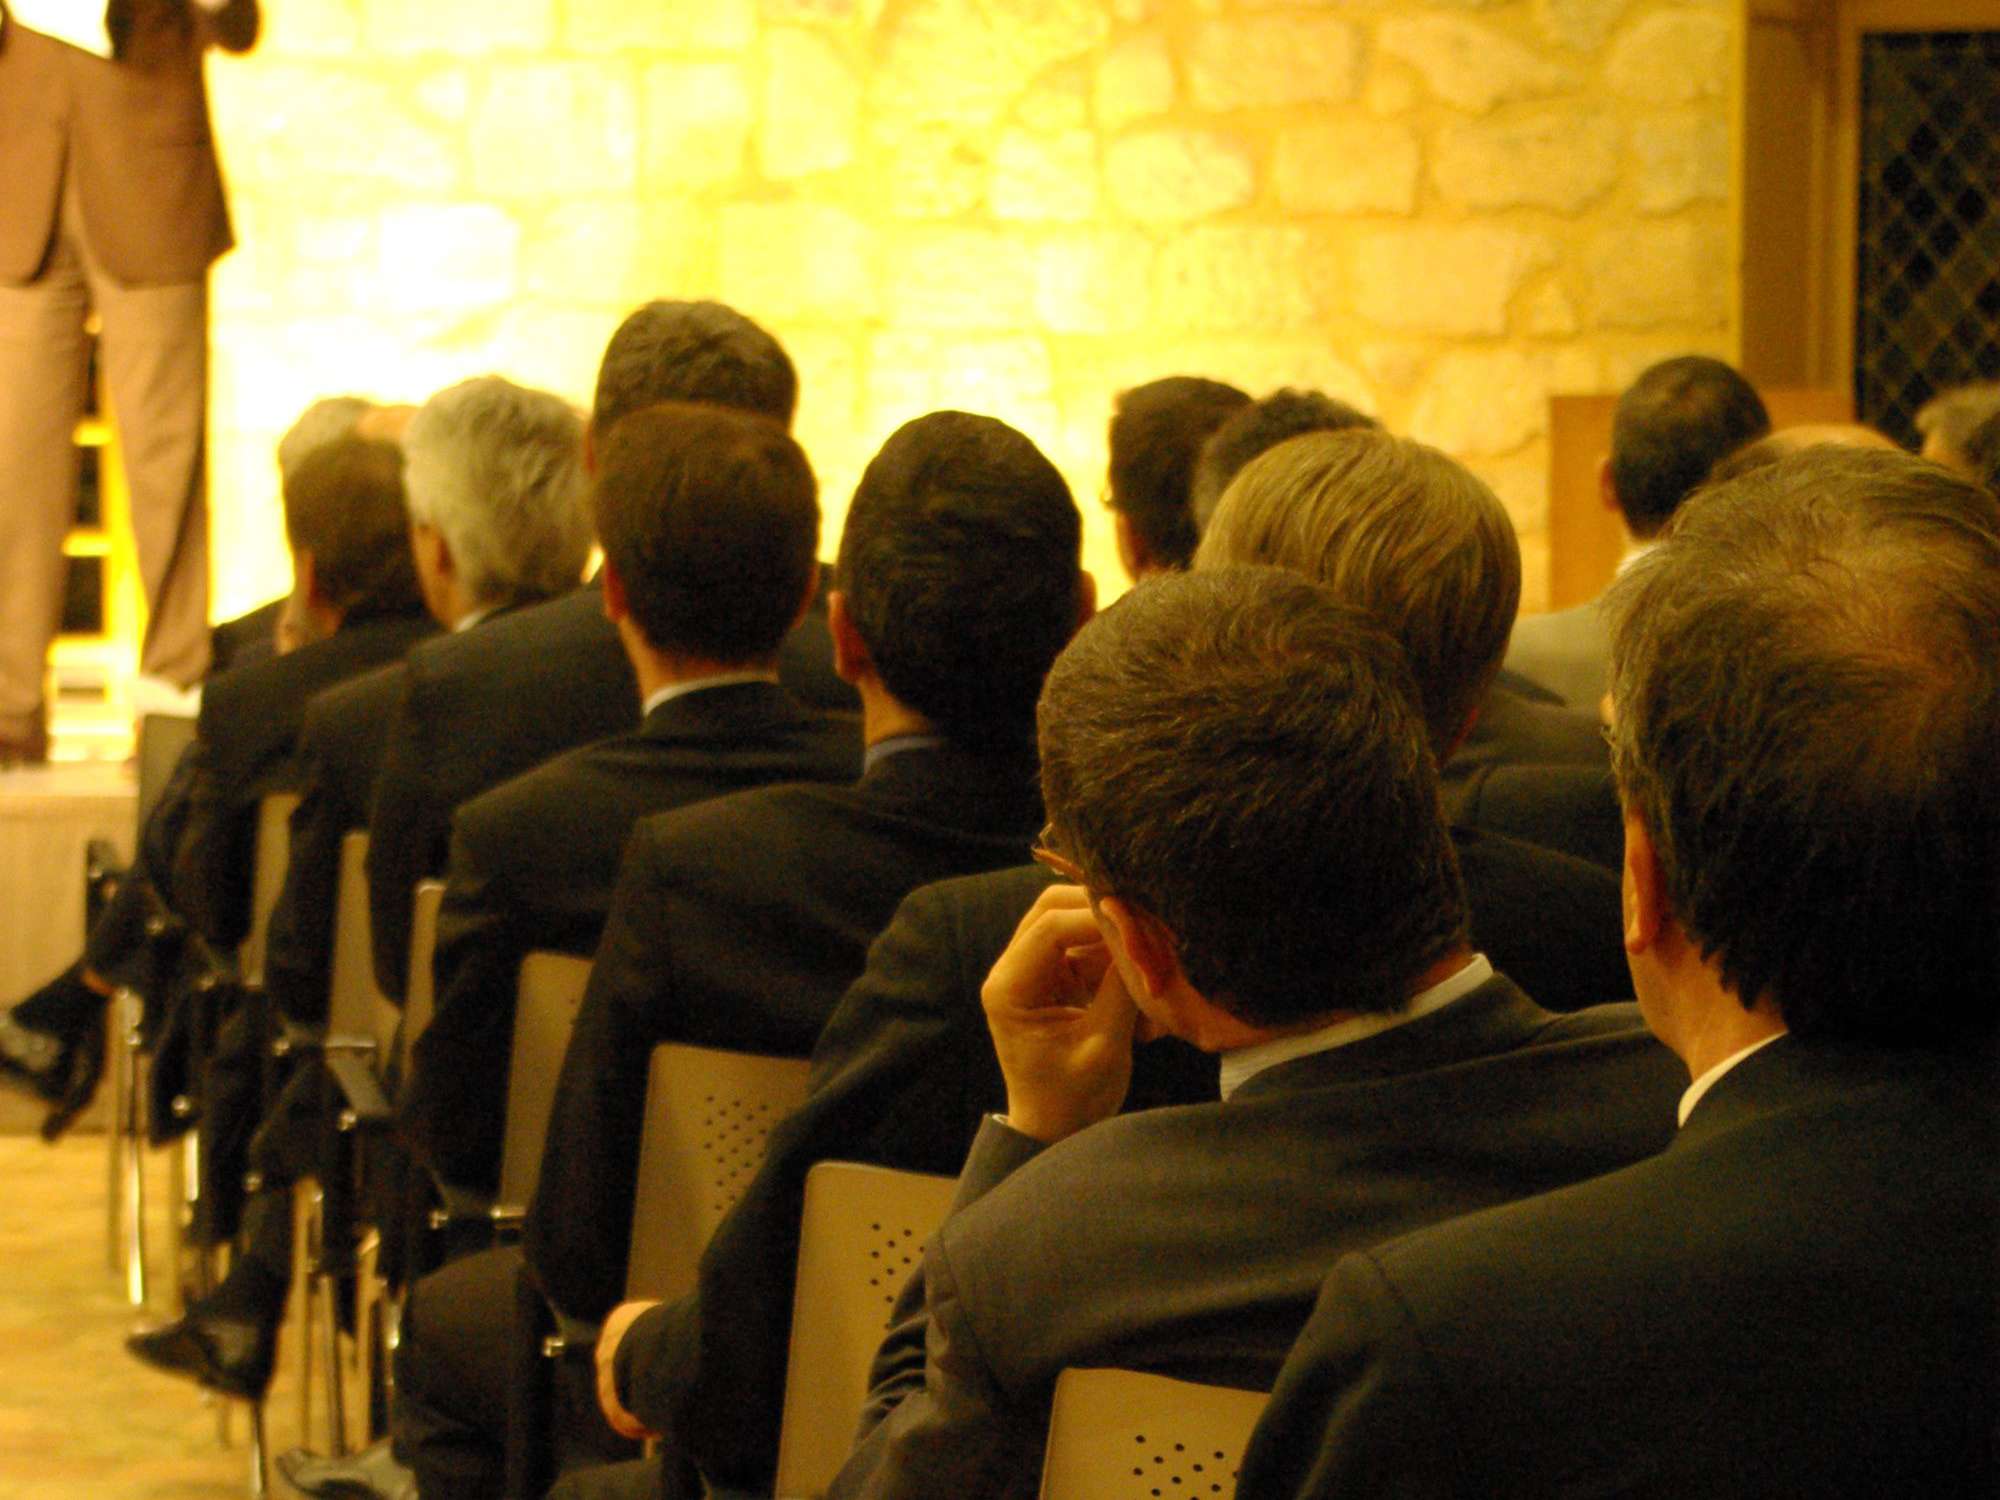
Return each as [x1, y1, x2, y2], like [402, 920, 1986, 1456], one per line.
[1230, 973, 1558, 1100]
[851, 737, 1043, 834]
[637, 679, 809, 742]
[1671, 1034, 1981, 1148]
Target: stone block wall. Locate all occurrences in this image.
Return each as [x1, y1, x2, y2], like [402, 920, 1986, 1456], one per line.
[204, 0, 1738, 615]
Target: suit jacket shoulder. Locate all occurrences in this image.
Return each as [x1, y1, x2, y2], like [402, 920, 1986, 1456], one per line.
[1451, 824, 1630, 1011]
[1501, 601, 1611, 710]
[1242, 1039, 1999, 1500]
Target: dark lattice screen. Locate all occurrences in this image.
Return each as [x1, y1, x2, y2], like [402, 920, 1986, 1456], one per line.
[1855, 31, 2000, 449]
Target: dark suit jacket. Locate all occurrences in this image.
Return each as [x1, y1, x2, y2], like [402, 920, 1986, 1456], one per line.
[402, 682, 859, 1195]
[1240, 1037, 1999, 1500]
[261, 660, 411, 1025]
[1441, 684, 1608, 808]
[0, 1, 257, 286]
[614, 864, 1219, 1493]
[362, 579, 848, 1004]
[1449, 763, 1623, 873]
[170, 610, 435, 950]
[523, 740, 1046, 1322]
[827, 977, 1684, 1500]
[1449, 825, 1628, 1010]
[1502, 598, 1611, 710]
[207, 595, 285, 675]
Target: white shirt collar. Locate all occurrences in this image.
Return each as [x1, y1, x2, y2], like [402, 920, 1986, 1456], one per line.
[1219, 954, 1495, 1100]
[641, 671, 778, 718]
[1676, 1030, 1788, 1126]
[452, 603, 497, 633]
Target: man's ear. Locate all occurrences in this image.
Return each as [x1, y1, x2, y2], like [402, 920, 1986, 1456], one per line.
[1621, 809, 1666, 958]
[1073, 569, 1098, 634]
[294, 547, 323, 609]
[827, 589, 871, 684]
[1094, 895, 1182, 1008]
[582, 417, 599, 479]
[1598, 454, 1619, 515]
[1112, 511, 1146, 582]
[787, 561, 821, 635]
[600, 558, 629, 623]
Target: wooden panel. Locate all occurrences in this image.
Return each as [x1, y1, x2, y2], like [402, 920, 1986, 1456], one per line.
[1544, 387, 1855, 611]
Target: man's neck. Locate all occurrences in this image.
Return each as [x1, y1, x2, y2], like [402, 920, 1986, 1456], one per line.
[629, 642, 777, 706]
[1642, 950, 1788, 1081]
[853, 677, 936, 750]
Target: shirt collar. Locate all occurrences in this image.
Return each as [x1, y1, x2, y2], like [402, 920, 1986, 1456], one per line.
[863, 733, 950, 774]
[452, 603, 497, 633]
[1219, 954, 1495, 1100]
[641, 671, 779, 719]
[1676, 1030, 1789, 1127]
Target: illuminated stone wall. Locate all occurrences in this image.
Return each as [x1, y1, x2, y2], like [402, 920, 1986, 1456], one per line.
[204, 0, 1738, 617]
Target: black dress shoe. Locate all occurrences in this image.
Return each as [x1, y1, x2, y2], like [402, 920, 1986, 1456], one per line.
[277, 1438, 418, 1499]
[39, 1005, 106, 1142]
[125, 1303, 277, 1400]
[0, 1006, 72, 1102]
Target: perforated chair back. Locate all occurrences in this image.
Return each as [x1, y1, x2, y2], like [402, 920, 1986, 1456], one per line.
[773, 1161, 960, 1498]
[1039, 1368, 1268, 1500]
[240, 791, 300, 987]
[623, 1043, 813, 1304]
[494, 952, 595, 1207]
[399, 880, 447, 1069]
[135, 713, 197, 828]
[327, 832, 385, 1037]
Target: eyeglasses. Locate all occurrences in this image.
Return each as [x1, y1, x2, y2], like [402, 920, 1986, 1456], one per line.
[1030, 823, 1088, 886]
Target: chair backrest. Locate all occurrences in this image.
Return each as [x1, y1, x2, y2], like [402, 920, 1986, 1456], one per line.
[135, 713, 197, 829]
[623, 1043, 813, 1305]
[1039, 1368, 1269, 1500]
[773, 1161, 961, 1499]
[240, 790, 300, 987]
[398, 880, 447, 1069]
[327, 830, 385, 1037]
[494, 951, 596, 1207]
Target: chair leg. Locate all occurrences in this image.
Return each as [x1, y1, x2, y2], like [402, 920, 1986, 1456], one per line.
[119, 991, 148, 1308]
[246, 1398, 269, 1499]
[105, 998, 129, 1275]
[319, 1263, 348, 1457]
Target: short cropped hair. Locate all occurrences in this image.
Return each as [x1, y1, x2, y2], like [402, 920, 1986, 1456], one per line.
[593, 300, 798, 437]
[1190, 388, 1379, 532]
[282, 437, 422, 622]
[277, 397, 373, 482]
[1194, 428, 1520, 751]
[1964, 407, 2000, 495]
[402, 376, 592, 611]
[1107, 377, 1252, 570]
[836, 411, 1082, 748]
[1913, 380, 2000, 470]
[592, 402, 819, 664]
[1039, 567, 1469, 1026]
[1609, 356, 1770, 538]
[1605, 447, 2000, 1045]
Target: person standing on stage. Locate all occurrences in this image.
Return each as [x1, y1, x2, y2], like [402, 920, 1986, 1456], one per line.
[0, 0, 260, 764]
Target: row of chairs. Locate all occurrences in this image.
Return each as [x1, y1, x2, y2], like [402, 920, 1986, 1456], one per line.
[96, 718, 1271, 1498]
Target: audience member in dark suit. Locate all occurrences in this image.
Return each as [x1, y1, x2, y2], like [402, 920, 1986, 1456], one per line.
[1446, 762, 1623, 873]
[1504, 355, 1769, 709]
[0, 425, 427, 1134]
[1239, 448, 2000, 1500]
[400, 402, 858, 1199]
[1103, 375, 1249, 578]
[128, 375, 593, 1402]
[389, 409, 1091, 1500]
[1195, 427, 1631, 1010]
[363, 299, 853, 1004]
[821, 570, 1683, 1500]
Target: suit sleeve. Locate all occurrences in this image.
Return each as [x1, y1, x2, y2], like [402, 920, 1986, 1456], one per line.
[1235, 1252, 1463, 1500]
[399, 811, 525, 1197]
[166, 701, 258, 949]
[522, 826, 675, 1322]
[365, 664, 430, 1003]
[262, 730, 353, 1026]
[615, 878, 1006, 1492]
[825, 1136, 1049, 1500]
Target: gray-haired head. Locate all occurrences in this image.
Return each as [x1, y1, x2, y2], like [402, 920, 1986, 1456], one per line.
[1914, 380, 2000, 473]
[402, 376, 592, 611]
[278, 397, 375, 482]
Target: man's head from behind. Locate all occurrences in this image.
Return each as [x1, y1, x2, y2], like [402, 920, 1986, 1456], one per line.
[1608, 355, 1770, 539]
[1106, 376, 1251, 577]
[1189, 388, 1379, 534]
[402, 375, 592, 621]
[592, 402, 819, 668]
[592, 299, 798, 442]
[1038, 568, 1468, 1030]
[282, 436, 423, 628]
[1605, 447, 2000, 1047]
[1194, 427, 1520, 754]
[1914, 380, 2000, 475]
[834, 410, 1084, 749]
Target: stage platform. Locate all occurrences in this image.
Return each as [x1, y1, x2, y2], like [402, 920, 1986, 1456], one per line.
[0, 760, 135, 1135]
